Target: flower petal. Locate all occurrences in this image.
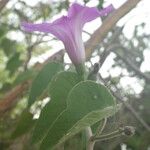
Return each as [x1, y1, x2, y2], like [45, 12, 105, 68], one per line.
[21, 3, 114, 65]
[68, 3, 99, 26]
[21, 22, 51, 33]
[21, 22, 67, 42]
[99, 4, 114, 16]
[21, 20, 84, 64]
[68, 3, 114, 27]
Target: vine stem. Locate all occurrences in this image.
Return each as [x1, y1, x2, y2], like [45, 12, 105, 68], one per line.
[86, 127, 95, 150]
[95, 118, 107, 137]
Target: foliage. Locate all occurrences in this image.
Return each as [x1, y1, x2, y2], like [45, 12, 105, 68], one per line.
[0, 0, 150, 150]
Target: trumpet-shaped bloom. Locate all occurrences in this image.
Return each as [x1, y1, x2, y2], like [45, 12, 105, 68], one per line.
[22, 3, 114, 65]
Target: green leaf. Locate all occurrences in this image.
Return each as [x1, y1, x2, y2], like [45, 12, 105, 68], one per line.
[0, 38, 16, 56]
[40, 81, 119, 150]
[28, 62, 63, 107]
[61, 105, 120, 145]
[97, 0, 104, 9]
[11, 110, 35, 139]
[64, 132, 86, 150]
[13, 69, 37, 86]
[32, 71, 80, 144]
[0, 26, 7, 40]
[6, 52, 22, 75]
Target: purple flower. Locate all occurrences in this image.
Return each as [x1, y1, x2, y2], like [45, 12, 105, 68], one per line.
[22, 3, 114, 65]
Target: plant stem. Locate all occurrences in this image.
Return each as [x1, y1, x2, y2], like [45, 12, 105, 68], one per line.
[95, 118, 107, 137]
[75, 63, 86, 80]
[91, 129, 121, 143]
[93, 133, 122, 142]
[86, 127, 95, 150]
[91, 125, 135, 143]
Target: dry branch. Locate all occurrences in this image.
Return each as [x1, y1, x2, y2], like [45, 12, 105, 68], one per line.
[0, 82, 29, 113]
[0, 0, 10, 12]
[85, 0, 142, 59]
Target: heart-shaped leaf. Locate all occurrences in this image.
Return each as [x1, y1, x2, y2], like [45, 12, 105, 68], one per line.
[28, 62, 63, 107]
[11, 110, 35, 139]
[40, 81, 119, 150]
[32, 71, 80, 143]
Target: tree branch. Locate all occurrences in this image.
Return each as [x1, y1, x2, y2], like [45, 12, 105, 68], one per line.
[98, 74, 150, 132]
[0, 0, 10, 12]
[85, 0, 142, 59]
[111, 44, 150, 83]
[0, 82, 29, 113]
[0, 50, 64, 114]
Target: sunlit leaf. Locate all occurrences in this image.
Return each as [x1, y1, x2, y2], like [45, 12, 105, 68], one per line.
[28, 62, 63, 107]
[6, 52, 22, 76]
[11, 110, 35, 139]
[40, 81, 118, 150]
[32, 71, 80, 143]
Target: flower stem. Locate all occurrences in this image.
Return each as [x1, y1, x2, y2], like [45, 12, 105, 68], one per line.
[91, 126, 135, 142]
[95, 118, 107, 137]
[91, 129, 121, 142]
[75, 63, 86, 80]
[93, 133, 122, 142]
[86, 127, 95, 150]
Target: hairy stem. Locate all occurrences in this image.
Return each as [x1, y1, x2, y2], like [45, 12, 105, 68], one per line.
[95, 118, 107, 137]
[86, 127, 95, 150]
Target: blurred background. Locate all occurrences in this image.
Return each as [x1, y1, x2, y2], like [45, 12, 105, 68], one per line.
[0, 0, 150, 150]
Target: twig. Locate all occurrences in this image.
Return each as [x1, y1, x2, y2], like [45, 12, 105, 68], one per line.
[114, 94, 150, 132]
[90, 126, 135, 143]
[115, 49, 150, 83]
[0, 50, 64, 114]
[0, 0, 9, 12]
[105, 44, 150, 83]
[95, 118, 107, 137]
[85, 0, 142, 59]
[99, 27, 123, 68]
[93, 134, 122, 142]
[0, 82, 29, 114]
[23, 45, 34, 71]
[86, 127, 94, 150]
[98, 74, 150, 132]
